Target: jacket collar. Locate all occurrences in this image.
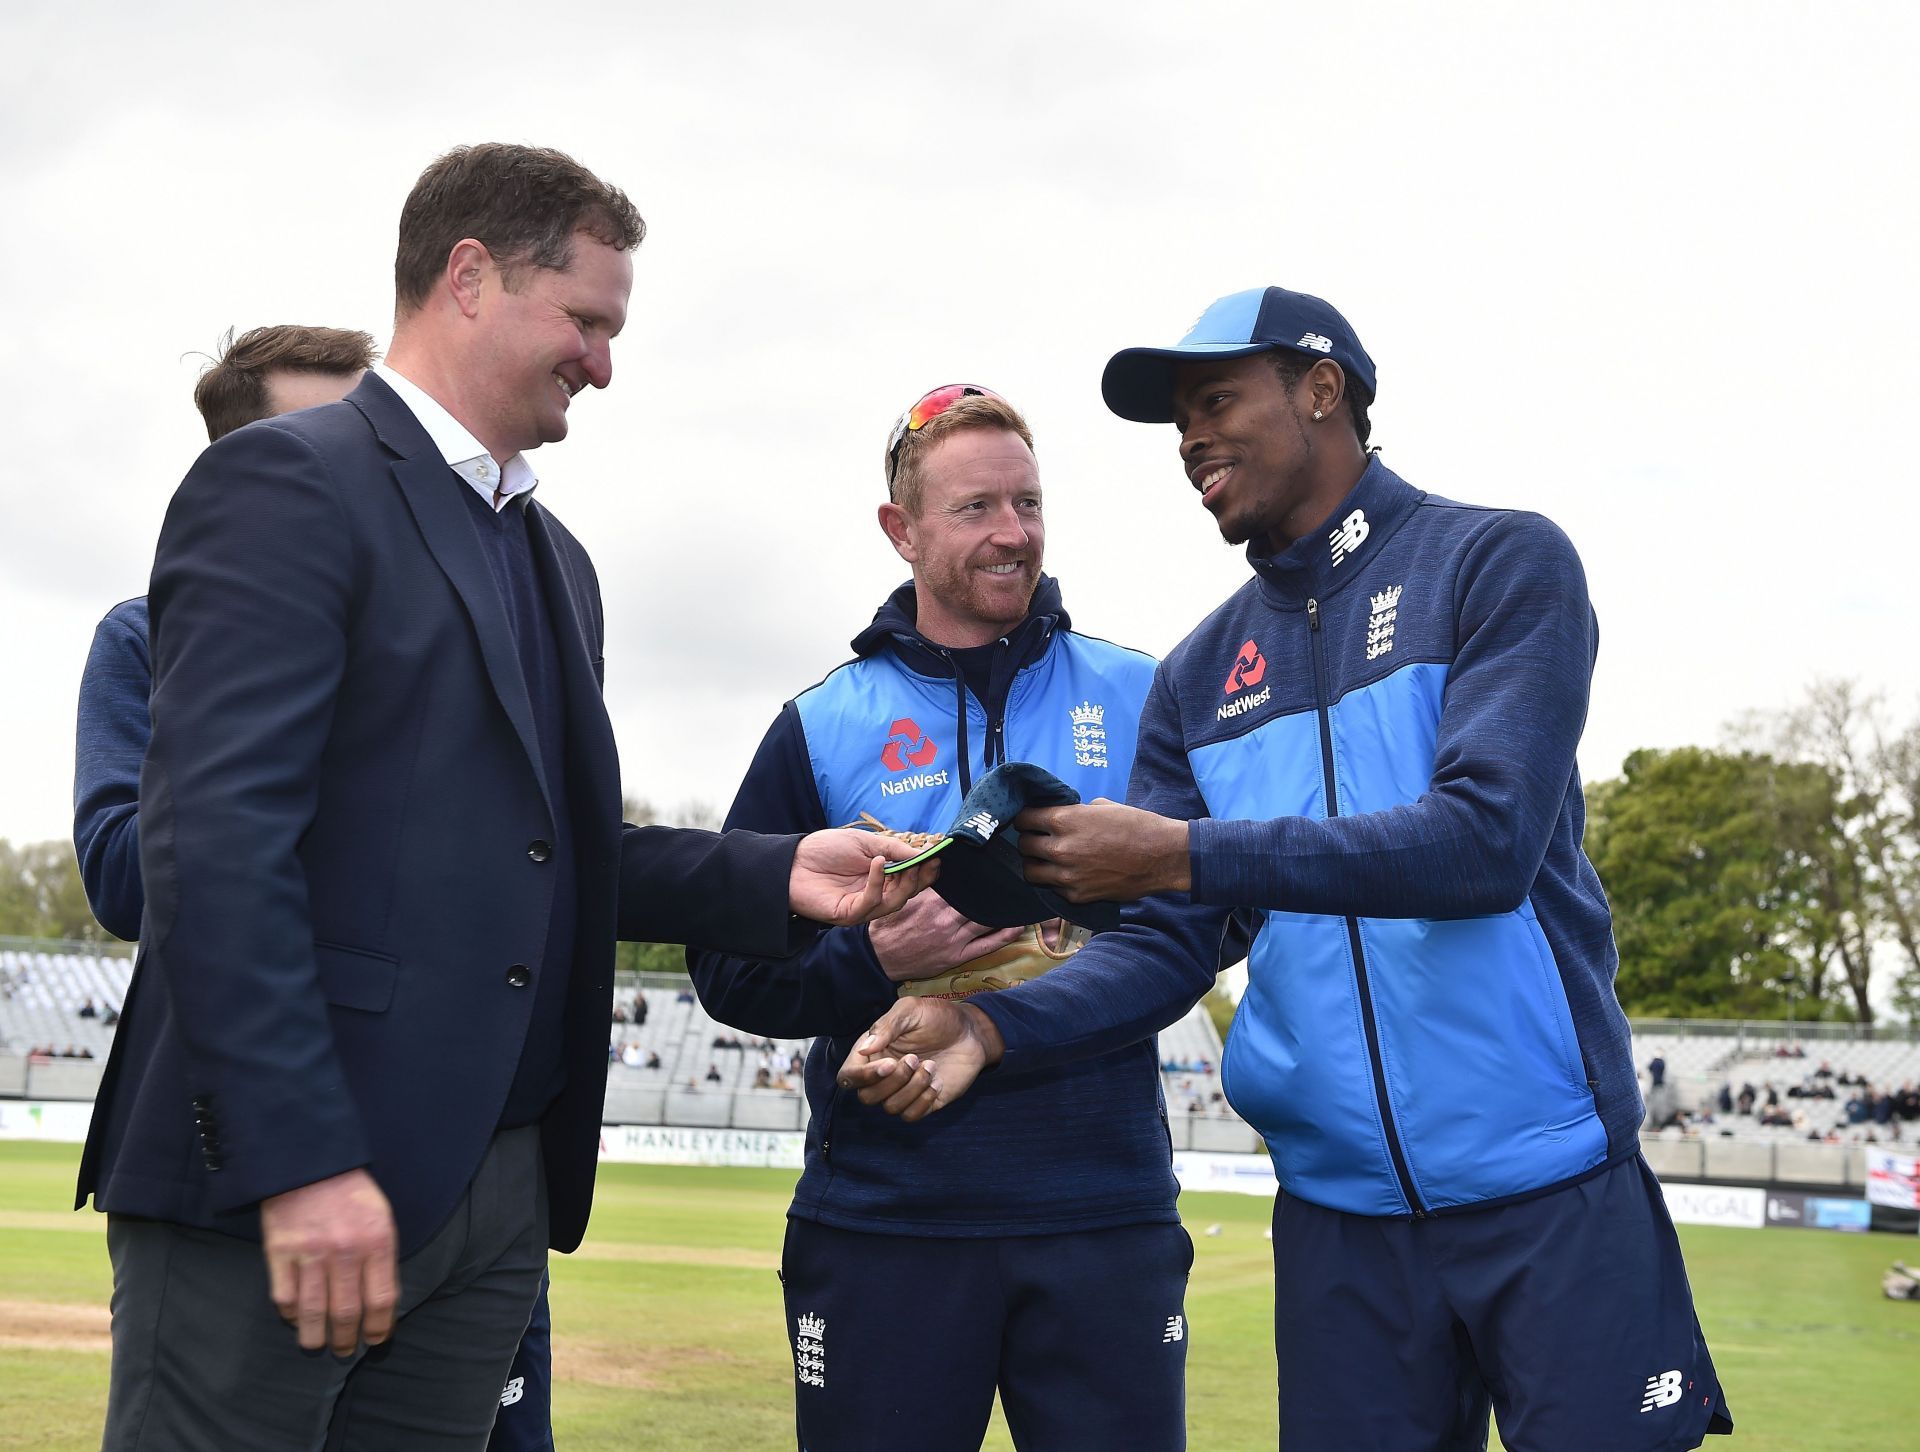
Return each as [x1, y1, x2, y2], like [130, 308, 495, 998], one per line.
[1247, 454, 1424, 607]
[850, 574, 1068, 677]
[367, 369, 572, 822]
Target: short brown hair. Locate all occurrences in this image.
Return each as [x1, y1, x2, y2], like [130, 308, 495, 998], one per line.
[192, 324, 378, 442]
[886, 394, 1036, 514]
[393, 143, 645, 314]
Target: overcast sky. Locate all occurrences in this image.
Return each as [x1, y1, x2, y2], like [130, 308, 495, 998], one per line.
[3, 1, 1916, 855]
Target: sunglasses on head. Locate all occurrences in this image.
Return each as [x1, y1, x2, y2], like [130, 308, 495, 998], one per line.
[885, 384, 1006, 495]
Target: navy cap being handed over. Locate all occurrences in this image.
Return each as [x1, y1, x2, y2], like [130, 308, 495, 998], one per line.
[1101, 286, 1376, 424]
[885, 762, 1122, 933]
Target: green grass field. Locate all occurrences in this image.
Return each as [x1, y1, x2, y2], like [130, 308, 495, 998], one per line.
[2, 1140, 1915, 1450]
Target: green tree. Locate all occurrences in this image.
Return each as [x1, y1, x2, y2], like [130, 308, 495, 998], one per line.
[0, 839, 108, 944]
[1585, 748, 1839, 1018]
[1733, 680, 1920, 1022]
[612, 794, 722, 978]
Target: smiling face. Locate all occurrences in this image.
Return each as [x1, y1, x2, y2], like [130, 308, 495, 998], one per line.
[1171, 353, 1330, 550]
[879, 426, 1045, 648]
[469, 231, 632, 461]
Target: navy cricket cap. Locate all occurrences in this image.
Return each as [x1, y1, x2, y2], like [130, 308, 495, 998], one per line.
[1101, 286, 1377, 424]
[886, 762, 1122, 933]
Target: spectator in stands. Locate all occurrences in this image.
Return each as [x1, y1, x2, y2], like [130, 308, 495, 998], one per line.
[1873, 1091, 1896, 1127]
[632, 993, 648, 1026]
[1814, 1060, 1834, 1079]
[1716, 1083, 1734, 1115]
[645, 1051, 661, 1070]
[705, 1064, 724, 1084]
[611, 1003, 629, 1024]
[753, 1066, 773, 1089]
[78, 997, 100, 1019]
[620, 1042, 644, 1069]
[1736, 1082, 1756, 1115]
[676, 987, 695, 1004]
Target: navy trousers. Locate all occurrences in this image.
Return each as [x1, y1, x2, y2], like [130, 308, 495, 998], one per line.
[782, 1217, 1192, 1452]
[487, 1271, 553, 1452]
[1270, 1154, 1732, 1452]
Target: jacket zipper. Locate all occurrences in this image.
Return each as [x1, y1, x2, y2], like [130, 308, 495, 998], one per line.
[1307, 597, 1426, 1218]
[985, 636, 1010, 768]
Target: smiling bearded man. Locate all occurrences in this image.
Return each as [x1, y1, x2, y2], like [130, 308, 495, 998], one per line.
[689, 385, 1201, 1452]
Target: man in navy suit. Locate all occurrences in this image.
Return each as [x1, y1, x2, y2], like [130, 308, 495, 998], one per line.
[77, 143, 925, 1452]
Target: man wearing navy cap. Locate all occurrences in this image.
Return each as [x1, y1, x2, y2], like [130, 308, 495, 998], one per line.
[847, 290, 1733, 1451]
[690, 386, 1197, 1451]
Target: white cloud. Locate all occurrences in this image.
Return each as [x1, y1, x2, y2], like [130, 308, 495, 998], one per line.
[3, 0, 1916, 844]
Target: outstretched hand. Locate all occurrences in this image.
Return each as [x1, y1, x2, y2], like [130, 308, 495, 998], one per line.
[836, 997, 1005, 1122]
[790, 828, 939, 926]
[1014, 800, 1190, 903]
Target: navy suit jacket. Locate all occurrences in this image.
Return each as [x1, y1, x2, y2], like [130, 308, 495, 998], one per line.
[76, 374, 801, 1256]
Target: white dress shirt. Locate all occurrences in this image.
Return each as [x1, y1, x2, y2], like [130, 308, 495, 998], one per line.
[373, 364, 538, 512]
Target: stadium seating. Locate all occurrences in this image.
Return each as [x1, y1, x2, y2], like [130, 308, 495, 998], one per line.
[601, 980, 1263, 1148]
[0, 947, 132, 1096]
[3, 941, 1913, 1171]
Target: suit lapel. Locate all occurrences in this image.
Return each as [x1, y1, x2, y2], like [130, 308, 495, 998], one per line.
[525, 504, 620, 840]
[390, 457, 554, 818]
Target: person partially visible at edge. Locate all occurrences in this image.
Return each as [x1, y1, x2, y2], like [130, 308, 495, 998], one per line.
[690, 385, 1195, 1451]
[71, 321, 565, 1452]
[843, 288, 1733, 1452]
[75, 142, 929, 1452]
[74, 323, 378, 943]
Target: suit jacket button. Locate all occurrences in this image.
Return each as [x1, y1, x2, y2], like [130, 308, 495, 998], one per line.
[527, 840, 552, 863]
[506, 964, 532, 988]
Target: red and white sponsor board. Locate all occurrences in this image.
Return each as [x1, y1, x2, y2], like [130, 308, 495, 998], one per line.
[1864, 1147, 1920, 1210]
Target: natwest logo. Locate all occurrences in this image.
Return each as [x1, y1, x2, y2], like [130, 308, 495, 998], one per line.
[1223, 640, 1267, 695]
[880, 718, 938, 773]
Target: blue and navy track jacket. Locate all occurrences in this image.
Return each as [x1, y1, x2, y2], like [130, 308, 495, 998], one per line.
[687, 579, 1176, 1236]
[975, 458, 1642, 1219]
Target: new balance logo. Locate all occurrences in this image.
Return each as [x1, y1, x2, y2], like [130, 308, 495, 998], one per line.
[1163, 1315, 1185, 1343]
[1640, 1370, 1684, 1412]
[1296, 332, 1334, 353]
[960, 811, 999, 837]
[499, 1376, 525, 1408]
[1329, 509, 1369, 567]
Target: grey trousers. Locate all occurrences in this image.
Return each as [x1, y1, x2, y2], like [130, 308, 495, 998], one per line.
[102, 1125, 549, 1452]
